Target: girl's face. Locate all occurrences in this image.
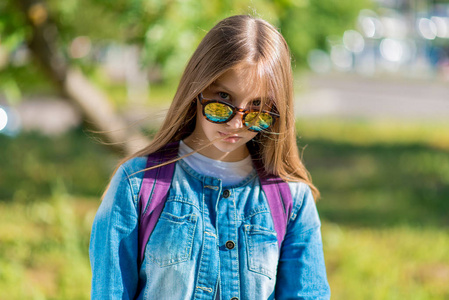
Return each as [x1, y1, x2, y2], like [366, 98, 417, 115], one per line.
[184, 67, 264, 162]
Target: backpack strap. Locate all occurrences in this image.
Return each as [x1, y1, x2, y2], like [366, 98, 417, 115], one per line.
[137, 141, 179, 265]
[252, 158, 293, 249]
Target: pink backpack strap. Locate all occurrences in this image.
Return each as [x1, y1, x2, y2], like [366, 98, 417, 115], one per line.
[137, 141, 179, 265]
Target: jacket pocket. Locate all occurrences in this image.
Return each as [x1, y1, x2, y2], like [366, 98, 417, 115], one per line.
[244, 224, 279, 279]
[146, 212, 197, 267]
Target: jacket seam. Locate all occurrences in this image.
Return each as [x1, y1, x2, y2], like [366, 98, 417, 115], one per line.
[120, 165, 139, 209]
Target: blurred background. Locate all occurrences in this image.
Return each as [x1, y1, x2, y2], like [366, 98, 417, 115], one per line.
[1, 0, 448, 299]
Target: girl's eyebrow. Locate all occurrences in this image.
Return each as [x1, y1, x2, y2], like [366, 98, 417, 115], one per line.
[210, 82, 265, 105]
[209, 82, 232, 93]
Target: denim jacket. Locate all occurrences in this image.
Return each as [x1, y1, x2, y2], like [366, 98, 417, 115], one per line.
[90, 156, 330, 300]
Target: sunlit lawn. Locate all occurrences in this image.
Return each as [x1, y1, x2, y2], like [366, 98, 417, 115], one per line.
[299, 120, 449, 300]
[0, 120, 448, 299]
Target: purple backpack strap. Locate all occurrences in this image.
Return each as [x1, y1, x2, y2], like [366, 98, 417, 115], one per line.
[253, 158, 293, 248]
[137, 141, 179, 265]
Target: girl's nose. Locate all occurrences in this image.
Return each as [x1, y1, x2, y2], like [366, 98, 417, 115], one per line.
[226, 112, 244, 129]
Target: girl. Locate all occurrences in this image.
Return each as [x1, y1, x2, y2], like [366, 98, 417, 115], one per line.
[90, 15, 330, 299]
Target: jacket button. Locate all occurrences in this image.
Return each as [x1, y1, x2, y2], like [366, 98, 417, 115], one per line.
[223, 189, 230, 198]
[225, 240, 235, 250]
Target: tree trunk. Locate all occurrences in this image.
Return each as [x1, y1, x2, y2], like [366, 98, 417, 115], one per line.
[15, 0, 150, 155]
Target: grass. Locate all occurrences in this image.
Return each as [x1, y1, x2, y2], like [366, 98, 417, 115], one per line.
[298, 120, 449, 228]
[0, 120, 448, 299]
[298, 120, 449, 299]
[322, 223, 449, 299]
[0, 195, 95, 299]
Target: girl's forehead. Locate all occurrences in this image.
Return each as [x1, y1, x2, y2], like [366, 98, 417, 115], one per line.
[211, 67, 266, 98]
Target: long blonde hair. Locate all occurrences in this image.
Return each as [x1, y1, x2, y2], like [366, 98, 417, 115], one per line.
[120, 15, 319, 199]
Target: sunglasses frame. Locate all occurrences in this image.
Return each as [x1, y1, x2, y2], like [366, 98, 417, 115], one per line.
[197, 93, 279, 132]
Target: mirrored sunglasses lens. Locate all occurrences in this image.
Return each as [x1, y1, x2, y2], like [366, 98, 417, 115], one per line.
[245, 112, 273, 131]
[204, 103, 233, 122]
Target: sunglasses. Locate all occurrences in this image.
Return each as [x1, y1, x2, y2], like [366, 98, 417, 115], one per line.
[197, 93, 279, 132]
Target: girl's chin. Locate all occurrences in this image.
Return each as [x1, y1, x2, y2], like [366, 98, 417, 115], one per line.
[220, 136, 242, 144]
[212, 140, 248, 155]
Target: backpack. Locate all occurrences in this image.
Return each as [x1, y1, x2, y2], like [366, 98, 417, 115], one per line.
[137, 141, 293, 266]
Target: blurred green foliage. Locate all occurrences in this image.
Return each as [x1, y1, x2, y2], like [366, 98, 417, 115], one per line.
[0, 128, 118, 202]
[0, 0, 370, 97]
[0, 121, 448, 299]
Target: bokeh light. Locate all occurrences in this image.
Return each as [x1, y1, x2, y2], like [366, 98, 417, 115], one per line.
[418, 18, 438, 40]
[358, 10, 384, 39]
[0, 107, 8, 131]
[431, 16, 449, 38]
[343, 30, 365, 53]
[307, 49, 332, 73]
[69, 36, 92, 59]
[380, 38, 403, 62]
[331, 45, 353, 71]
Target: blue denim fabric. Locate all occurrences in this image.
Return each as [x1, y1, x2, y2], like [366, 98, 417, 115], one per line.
[90, 156, 330, 299]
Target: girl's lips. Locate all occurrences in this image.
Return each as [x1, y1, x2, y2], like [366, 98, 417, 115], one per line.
[219, 132, 242, 143]
[219, 132, 239, 137]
